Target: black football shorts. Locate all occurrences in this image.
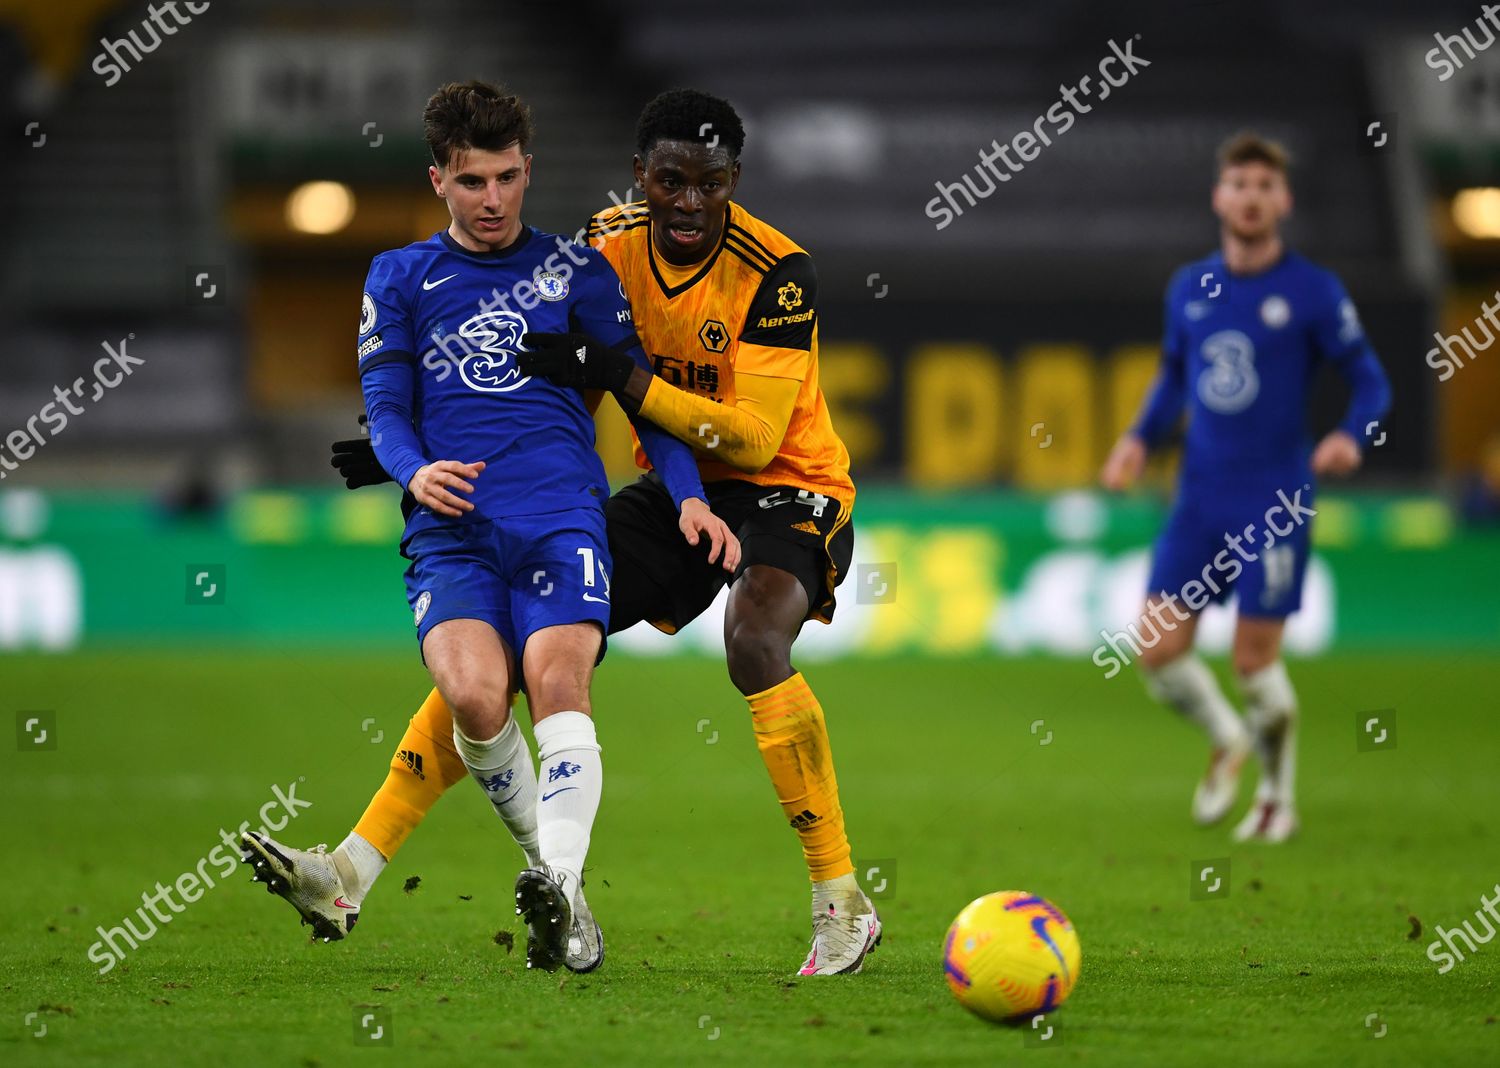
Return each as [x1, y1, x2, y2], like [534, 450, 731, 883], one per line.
[604, 472, 854, 635]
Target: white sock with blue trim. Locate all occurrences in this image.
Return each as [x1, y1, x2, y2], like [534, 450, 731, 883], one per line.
[454, 716, 541, 867]
[533, 711, 602, 906]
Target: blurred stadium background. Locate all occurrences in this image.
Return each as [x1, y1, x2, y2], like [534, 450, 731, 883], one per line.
[7, 4, 1500, 1064]
[1, 0, 1497, 658]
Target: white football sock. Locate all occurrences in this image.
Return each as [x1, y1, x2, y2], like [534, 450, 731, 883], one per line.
[331, 832, 387, 905]
[812, 871, 863, 914]
[533, 711, 602, 907]
[1142, 653, 1247, 749]
[454, 716, 541, 867]
[1238, 660, 1298, 805]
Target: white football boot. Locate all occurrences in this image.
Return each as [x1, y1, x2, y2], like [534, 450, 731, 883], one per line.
[565, 881, 605, 973]
[240, 830, 360, 941]
[1192, 731, 1252, 825]
[798, 887, 882, 976]
[1233, 797, 1299, 842]
[1233, 707, 1299, 843]
[514, 864, 573, 972]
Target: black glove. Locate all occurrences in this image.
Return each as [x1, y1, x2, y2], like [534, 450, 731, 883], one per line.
[518, 331, 636, 393]
[331, 414, 394, 489]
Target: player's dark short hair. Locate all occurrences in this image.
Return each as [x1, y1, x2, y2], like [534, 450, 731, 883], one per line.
[424, 80, 534, 169]
[1217, 131, 1290, 174]
[636, 88, 746, 160]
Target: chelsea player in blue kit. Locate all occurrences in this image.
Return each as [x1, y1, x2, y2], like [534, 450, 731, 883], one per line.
[1100, 133, 1391, 843]
[241, 82, 736, 971]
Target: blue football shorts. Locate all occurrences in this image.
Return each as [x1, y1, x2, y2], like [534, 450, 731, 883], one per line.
[1146, 484, 1314, 619]
[402, 506, 613, 660]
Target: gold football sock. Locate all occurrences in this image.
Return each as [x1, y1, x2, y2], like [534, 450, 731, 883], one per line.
[747, 672, 854, 882]
[352, 688, 467, 859]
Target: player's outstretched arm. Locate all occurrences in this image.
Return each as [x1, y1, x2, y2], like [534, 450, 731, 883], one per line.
[515, 332, 724, 507]
[521, 247, 732, 498]
[621, 365, 799, 473]
[518, 331, 799, 474]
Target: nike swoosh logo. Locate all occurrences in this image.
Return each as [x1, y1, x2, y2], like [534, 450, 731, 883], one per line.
[541, 788, 578, 802]
[422, 274, 457, 290]
[582, 594, 610, 604]
[334, 897, 357, 910]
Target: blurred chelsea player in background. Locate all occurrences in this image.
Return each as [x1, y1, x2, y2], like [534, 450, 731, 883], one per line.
[1100, 132, 1391, 843]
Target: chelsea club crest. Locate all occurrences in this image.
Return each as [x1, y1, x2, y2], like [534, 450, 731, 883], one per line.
[535, 271, 569, 302]
[1259, 294, 1291, 329]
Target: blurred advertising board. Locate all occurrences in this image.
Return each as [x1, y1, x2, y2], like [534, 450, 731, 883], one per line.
[1, 488, 1493, 655]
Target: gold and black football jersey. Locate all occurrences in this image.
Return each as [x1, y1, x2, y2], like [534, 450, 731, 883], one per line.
[584, 200, 855, 506]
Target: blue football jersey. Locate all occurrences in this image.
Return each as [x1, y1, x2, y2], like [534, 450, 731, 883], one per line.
[1134, 249, 1390, 487]
[357, 227, 687, 537]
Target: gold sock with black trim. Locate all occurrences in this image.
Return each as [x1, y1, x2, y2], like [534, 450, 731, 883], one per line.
[747, 672, 854, 881]
[352, 688, 467, 859]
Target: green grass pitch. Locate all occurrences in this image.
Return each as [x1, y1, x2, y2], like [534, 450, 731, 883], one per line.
[3, 650, 1497, 1065]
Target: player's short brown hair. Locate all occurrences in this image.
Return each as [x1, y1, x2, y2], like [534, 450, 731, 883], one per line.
[1217, 131, 1290, 174]
[423, 80, 534, 169]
